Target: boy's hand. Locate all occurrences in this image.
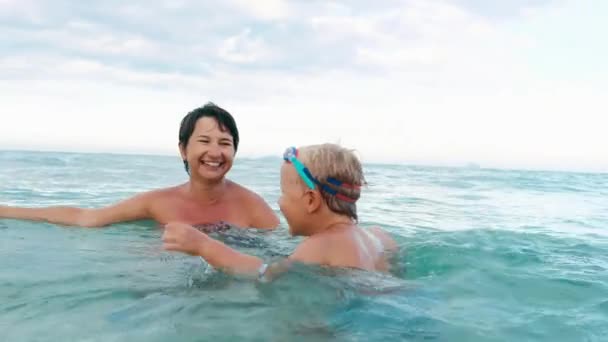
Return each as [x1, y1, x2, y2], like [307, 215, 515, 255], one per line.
[162, 222, 208, 256]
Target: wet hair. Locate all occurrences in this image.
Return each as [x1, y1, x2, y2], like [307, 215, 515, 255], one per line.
[178, 102, 239, 173]
[298, 143, 366, 221]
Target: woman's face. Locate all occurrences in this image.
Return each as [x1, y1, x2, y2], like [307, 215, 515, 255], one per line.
[180, 116, 235, 182]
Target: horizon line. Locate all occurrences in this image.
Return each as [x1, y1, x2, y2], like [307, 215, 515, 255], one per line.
[1, 147, 606, 176]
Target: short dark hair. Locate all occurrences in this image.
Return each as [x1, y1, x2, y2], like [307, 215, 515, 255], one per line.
[179, 102, 239, 173]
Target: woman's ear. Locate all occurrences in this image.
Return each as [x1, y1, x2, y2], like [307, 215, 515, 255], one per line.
[178, 143, 187, 160]
[179, 143, 190, 174]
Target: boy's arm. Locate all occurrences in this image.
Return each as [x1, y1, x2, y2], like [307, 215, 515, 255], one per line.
[162, 222, 264, 276]
[162, 223, 326, 279]
[195, 237, 264, 276]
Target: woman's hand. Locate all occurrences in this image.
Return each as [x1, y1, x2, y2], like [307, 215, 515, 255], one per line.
[162, 222, 209, 256]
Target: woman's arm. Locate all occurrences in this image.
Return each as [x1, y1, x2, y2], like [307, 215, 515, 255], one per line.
[0, 192, 151, 227]
[244, 191, 280, 230]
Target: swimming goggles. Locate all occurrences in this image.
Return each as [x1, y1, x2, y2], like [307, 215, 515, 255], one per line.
[282, 147, 360, 203]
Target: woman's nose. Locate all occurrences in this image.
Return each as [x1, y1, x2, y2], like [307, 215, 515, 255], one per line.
[206, 144, 222, 157]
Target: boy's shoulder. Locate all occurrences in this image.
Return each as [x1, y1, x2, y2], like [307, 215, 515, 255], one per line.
[289, 235, 330, 265]
[368, 226, 398, 252]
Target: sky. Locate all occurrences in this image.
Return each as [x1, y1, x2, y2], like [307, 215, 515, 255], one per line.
[0, 0, 606, 173]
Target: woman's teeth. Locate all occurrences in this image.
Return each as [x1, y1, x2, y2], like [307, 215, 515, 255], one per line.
[202, 161, 221, 167]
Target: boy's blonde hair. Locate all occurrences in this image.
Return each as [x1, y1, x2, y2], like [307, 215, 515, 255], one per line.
[298, 143, 366, 221]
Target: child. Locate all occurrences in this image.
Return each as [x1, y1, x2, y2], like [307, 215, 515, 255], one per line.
[162, 143, 397, 281]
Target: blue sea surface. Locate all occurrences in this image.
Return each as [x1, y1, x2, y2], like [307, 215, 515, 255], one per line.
[1, 150, 607, 341]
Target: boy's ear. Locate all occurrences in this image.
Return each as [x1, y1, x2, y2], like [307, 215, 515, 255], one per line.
[305, 189, 322, 214]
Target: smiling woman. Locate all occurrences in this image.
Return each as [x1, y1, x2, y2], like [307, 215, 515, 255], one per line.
[0, 103, 280, 230]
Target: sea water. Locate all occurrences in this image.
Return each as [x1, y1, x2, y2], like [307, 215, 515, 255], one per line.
[1, 150, 607, 341]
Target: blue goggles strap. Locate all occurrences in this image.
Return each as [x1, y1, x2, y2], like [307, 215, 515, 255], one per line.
[283, 147, 357, 203]
[284, 147, 315, 189]
[302, 167, 337, 195]
[289, 157, 316, 189]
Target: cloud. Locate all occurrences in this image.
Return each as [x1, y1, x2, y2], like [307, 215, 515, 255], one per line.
[217, 28, 275, 64]
[0, 0, 41, 21]
[226, 0, 290, 20]
[0, 0, 606, 172]
[452, 0, 555, 18]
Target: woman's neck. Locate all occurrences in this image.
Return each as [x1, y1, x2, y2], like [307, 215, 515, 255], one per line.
[186, 178, 229, 204]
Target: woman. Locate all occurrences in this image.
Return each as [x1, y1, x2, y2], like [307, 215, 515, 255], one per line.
[0, 103, 279, 230]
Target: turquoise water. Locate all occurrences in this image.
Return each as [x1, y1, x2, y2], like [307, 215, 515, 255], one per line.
[1, 150, 607, 341]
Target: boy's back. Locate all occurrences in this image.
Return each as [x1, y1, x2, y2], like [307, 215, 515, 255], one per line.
[294, 225, 398, 272]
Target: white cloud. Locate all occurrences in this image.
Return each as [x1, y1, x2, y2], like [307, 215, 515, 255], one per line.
[218, 28, 274, 64]
[6, 25, 160, 57]
[227, 0, 290, 20]
[0, 0, 606, 173]
[0, 0, 44, 23]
